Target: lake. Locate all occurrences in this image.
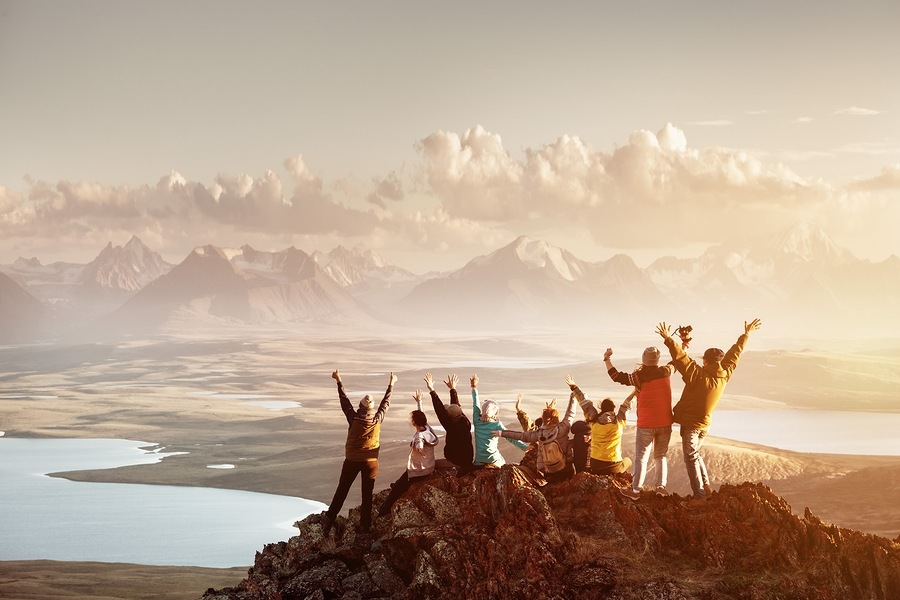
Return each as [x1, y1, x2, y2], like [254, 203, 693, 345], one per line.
[709, 409, 900, 455]
[0, 438, 325, 568]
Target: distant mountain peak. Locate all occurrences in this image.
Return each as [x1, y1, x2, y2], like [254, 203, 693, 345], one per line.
[79, 236, 173, 292]
[313, 245, 417, 287]
[492, 236, 583, 281]
[771, 221, 850, 263]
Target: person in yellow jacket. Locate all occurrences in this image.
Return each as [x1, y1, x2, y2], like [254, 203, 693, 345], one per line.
[567, 374, 635, 475]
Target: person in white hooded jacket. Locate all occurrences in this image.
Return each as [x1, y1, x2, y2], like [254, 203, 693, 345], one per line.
[378, 389, 439, 516]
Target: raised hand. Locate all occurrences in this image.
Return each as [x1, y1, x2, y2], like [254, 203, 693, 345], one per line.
[470, 374, 478, 388]
[331, 369, 341, 382]
[444, 374, 458, 390]
[424, 372, 435, 391]
[656, 322, 671, 339]
[565, 374, 576, 388]
[744, 318, 762, 335]
[515, 393, 523, 412]
[546, 398, 557, 409]
[413, 389, 423, 403]
[603, 347, 613, 361]
[389, 372, 398, 386]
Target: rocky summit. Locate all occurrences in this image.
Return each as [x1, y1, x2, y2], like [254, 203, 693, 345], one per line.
[201, 466, 900, 600]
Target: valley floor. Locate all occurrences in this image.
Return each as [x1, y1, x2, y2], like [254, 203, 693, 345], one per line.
[1, 330, 898, 598]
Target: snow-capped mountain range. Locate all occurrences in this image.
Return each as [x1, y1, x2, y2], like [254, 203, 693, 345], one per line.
[0, 223, 897, 341]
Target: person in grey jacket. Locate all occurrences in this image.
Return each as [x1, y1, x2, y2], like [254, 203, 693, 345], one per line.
[498, 387, 578, 481]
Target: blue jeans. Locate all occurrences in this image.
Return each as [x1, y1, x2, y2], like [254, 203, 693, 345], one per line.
[680, 427, 710, 499]
[632, 426, 672, 491]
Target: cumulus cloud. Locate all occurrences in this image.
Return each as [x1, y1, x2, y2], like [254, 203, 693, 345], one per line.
[367, 171, 404, 208]
[417, 125, 525, 220]
[0, 157, 384, 261]
[417, 123, 848, 248]
[847, 164, 900, 192]
[792, 117, 814, 124]
[835, 106, 883, 116]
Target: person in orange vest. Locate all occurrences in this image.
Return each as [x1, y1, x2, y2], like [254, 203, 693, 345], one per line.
[605, 345, 676, 500]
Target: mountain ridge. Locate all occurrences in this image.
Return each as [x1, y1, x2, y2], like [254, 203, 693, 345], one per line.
[2, 222, 899, 339]
[200, 466, 900, 600]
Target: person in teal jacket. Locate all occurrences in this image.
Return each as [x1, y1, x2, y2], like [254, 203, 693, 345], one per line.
[469, 374, 528, 468]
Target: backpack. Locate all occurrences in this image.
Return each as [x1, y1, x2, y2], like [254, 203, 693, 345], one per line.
[539, 426, 566, 474]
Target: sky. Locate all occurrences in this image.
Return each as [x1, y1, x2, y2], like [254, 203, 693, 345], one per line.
[1, 0, 898, 273]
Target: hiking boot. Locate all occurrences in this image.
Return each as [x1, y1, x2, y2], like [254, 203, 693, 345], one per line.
[619, 487, 641, 501]
[322, 516, 334, 536]
[654, 486, 668, 496]
[683, 497, 707, 510]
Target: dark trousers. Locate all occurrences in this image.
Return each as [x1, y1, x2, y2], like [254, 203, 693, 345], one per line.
[326, 458, 379, 531]
[378, 470, 431, 516]
[589, 456, 632, 475]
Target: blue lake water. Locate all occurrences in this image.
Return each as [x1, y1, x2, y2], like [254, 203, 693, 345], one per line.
[698, 409, 900, 456]
[0, 438, 325, 568]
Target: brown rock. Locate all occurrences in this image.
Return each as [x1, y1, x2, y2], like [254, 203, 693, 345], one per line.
[202, 467, 900, 600]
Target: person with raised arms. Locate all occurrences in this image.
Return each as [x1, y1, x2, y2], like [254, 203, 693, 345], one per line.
[323, 369, 395, 535]
[657, 318, 762, 507]
[424, 372, 474, 469]
[468, 374, 527, 470]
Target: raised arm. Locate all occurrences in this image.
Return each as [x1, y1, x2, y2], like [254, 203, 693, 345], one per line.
[604, 347, 634, 386]
[658, 322, 701, 383]
[333, 369, 355, 424]
[470, 374, 481, 421]
[561, 391, 577, 425]
[722, 318, 761, 374]
[567, 374, 598, 422]
[515, 393, 533, 431]
[616, 390, 635, 423]
[373, 371, 396, 423]
[427, 372, 451, 424]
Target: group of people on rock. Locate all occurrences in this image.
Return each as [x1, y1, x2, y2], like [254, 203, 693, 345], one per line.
[322, 318, 762, 534]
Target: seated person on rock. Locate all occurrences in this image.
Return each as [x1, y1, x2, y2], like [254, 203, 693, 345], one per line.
[378, 389, 439, 517]
[568, 374, 634, 476]
[495, 386, 578, 482]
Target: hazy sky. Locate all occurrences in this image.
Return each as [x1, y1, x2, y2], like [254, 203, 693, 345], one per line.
[1, 1, 898, 272]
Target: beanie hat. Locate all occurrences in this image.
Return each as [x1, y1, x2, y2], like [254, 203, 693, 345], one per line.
[446, 404, 463, 418]
[642, 346, 661, 367]
[358, 394, 374, 410]
[703, 348, 725, 362]
[480, 399, 500, 421]
[600, 398, 615, 413]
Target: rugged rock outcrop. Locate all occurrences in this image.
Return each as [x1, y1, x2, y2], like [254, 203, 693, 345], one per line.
[202, 467, 900, 600]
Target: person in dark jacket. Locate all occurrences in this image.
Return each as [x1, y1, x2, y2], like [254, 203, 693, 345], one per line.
[657, 319, 761, 507]
[323, 369, 395, 534]
[424, 372, 474, 468]
[570, 419, 592, 474]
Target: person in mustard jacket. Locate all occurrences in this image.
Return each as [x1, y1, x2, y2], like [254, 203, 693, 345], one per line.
[657, 319, 761, 506]
[323, 369, 395, 534]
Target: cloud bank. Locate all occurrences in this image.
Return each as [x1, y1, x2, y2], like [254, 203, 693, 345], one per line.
[1, 125, 897, 268]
